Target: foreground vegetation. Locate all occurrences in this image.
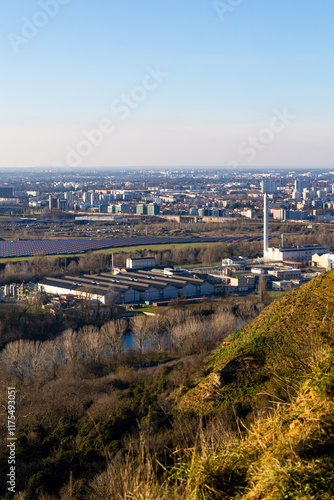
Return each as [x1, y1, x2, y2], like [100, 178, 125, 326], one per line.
[0, 271, 333, 498]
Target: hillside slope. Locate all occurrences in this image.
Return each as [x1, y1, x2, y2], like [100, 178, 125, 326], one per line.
[87, 270, 334, 499]
[3, 271, 333, 499]
[178, 270, 334, 417]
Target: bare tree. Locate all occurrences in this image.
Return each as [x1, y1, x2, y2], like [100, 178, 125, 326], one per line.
[43, 338, 63, 377]
[169, 317, 205, 353]
[61, 329, 83, 363]
[130, 315, 150, 354]
[147, 316, 170, 351]
[209, 311, 238, 344]
[0, 340, 46, 380]
[100, 319, 127, 358]
[80, 325, 105, 364]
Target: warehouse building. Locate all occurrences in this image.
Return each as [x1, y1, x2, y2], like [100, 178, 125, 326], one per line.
[265, 245, 329, 263]
[38, 269, 215, 304]
[126, 257, 156, 269]
[267, 268, 302, 280]
[37, 277, 131, 305]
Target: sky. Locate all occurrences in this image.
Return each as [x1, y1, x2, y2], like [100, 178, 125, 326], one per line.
[0, 0, 334, 169]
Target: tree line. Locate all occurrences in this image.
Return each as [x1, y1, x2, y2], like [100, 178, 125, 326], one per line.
[0, 240, 263, 285]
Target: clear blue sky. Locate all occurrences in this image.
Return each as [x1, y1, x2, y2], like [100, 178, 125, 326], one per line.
[1, 0, 334, 168]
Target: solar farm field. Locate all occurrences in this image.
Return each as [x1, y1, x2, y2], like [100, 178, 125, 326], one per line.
[0, 236, 262, 258]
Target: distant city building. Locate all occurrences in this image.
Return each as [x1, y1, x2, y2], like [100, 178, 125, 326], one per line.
[272, 209, 308, 221]
[198, 208, 209, 217]
[49, 195, 58, 210]
[64, 191, 74, 207]
[189, 207, 199, 216]
[295, 178, 311, 191]
[241, 209, 254, 219]
[198, 208, 229, 217]
[115, 203, 131, 214]
[261, 180, 277, 194]
[136, 204, 147, 215]
[147, 203, 160, 215]
[99, 204, 109, 213]
[49, 195, 67, 211]
[136, 203, 160, 215]
[292, 189, 301, 200]
[303, 188, 311, 201]
[83, 192, 90, 204]
[57, 199, 67, 211]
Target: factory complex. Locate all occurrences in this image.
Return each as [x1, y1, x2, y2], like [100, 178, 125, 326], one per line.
[38, 266, 215, 305]
[263, 192, 333, 265]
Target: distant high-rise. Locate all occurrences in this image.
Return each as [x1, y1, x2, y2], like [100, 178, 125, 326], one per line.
[147, 203, 160, 215]
[49, 195, 58, 211]
[136, 204, 148, 215]
[295, 178, 311, 191]
[261, 180, 277, 194]
[136, 203, 160, 215]
[57, 199, 67, 211]
[83, 192, 90, 204]
[49, 195, 67, 211]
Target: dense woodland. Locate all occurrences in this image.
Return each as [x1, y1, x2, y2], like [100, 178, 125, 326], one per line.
[0, 296, 269, 499]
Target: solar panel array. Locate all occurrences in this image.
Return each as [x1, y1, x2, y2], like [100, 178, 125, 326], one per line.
[0, 235, 262, 258]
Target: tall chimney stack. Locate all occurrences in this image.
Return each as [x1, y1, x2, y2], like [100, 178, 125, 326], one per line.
[263, 193, 269, 258]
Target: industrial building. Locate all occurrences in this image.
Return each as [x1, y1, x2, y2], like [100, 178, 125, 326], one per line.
[228, 275, 256, 291]
[312, 253, 334, 270]
[38, 277, 115, 305]
[272, 280, 296, 291]
[38, 269, 215, 304]
[222, 257, 247, 270]
[263, 192, 330, 263]
[268, 268, 302, 280]
[265, 245, 329, 263]
[126, 257, 156, 269]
